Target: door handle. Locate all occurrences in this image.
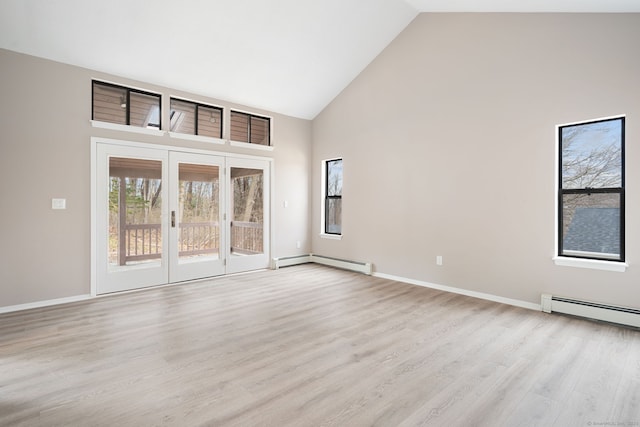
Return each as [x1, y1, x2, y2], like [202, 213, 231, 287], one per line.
[171, 211, 176, 228]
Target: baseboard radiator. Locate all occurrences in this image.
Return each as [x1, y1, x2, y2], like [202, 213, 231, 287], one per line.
[271, 254, 372, 275]
[541, 294, 640, 328]
[271, 254, 312, 269]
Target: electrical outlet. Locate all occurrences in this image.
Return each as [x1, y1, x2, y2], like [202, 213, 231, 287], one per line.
[296, 241, 301, 249]
[436, 255, 443, 266]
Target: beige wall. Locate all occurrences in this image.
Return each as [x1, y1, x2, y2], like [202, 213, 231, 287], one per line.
[0, 49, 311, 308]
[312, 13, 640, 307]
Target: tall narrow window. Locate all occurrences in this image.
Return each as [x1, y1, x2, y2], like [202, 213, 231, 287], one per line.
[92, 81, 161, 129]
[324, 159, 343, 235]
[230, 111, 271, 146]
[170, 98, 223, 139]
[558, 117, 624, 261]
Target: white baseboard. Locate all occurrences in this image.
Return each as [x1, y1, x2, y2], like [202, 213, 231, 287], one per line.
[373, 272, 541, 311]
[310, 254, 372, 275]
[272, 254, 372, 275]
[0, 294, 92, 314]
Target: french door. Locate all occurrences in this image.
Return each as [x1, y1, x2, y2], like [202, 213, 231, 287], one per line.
[169, 152, 226, 283]
[95, 142, 270, 294]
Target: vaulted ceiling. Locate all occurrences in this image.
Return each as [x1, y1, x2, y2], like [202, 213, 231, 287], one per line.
[1, 0, 639, 119]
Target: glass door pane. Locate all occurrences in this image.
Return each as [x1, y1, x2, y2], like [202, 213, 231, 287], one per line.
[226, 158, 270, 274]
[109, 157, 163, 269]
[230, 168, 264, 256]
[178, 163, 220, 261]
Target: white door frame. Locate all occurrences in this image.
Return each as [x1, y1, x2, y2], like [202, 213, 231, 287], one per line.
[91, 137, 273, 296]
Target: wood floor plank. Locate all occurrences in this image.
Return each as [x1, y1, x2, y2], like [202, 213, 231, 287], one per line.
[1, 264, 639, 426]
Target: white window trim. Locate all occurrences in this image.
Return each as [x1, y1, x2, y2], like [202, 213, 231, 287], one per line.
[229, 140, 274, 151]
[553, 256, 628, 272]
[91, 120, 166, 137]
[553, 114, 627, 272]
[168, 132, 225, 145]
[320, 233, 343, 240]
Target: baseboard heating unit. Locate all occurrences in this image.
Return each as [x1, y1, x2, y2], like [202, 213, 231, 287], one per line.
[272, 254, 372, 275]
[541, 294, 640, 328]
[271, 255, 312, 269]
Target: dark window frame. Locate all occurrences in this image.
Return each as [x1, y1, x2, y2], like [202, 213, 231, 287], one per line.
[92, 80, 162, 129]
[558, 116, 625, 262]
[169, 97, 223, 139]
[324, 158, 343, 235]
[230, 110, 271, 146]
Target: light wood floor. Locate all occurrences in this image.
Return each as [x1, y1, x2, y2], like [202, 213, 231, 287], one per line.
[1, 265, 639, 426]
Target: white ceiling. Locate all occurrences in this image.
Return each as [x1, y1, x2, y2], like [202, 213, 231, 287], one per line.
[1, 1, 639, 119]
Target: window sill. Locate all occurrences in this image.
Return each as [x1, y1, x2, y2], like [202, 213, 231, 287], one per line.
[168, 132, 225, 145]
[229, 140, 274, 152]
[320, 233, 342, 240]
[553, 256, 627, 272]
[91, 120, 166, 137]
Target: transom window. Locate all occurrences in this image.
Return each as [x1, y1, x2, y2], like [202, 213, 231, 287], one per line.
[92, 81, 161, 129]
[170, 98, 223, 139]
[230, 111, 270, 146]
[558, 116, 624, 261]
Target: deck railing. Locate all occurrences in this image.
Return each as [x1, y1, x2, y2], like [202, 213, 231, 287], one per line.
[177, 221, 219, 257]
[123, 223, 162, 263]
[230, 221, 263, 255]
[116, 221, 262, 264]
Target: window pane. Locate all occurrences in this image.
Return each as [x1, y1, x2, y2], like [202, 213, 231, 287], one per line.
[561, 119, 622, 189]
[250, 116, 270, 145]
[327, 159, 343, 196]
[562, 192, 620, 259]
[93, 82, 127, 125]
[326, 199, 342, 234]
[170, 99, 196, 134]
[130, 92, 161, 128]
[230, 111, 249, 142]
[197, 105, 222, 138]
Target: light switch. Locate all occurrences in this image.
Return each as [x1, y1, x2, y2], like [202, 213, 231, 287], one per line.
[52, 198, 66, 210]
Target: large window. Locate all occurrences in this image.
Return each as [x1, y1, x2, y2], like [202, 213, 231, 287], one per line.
[230, 110, 270, 146]
[324, 158, 343, 235]
[558, 116, 624, 261]
[170, 98, 223, 139]
[92, 81, 161, 129]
